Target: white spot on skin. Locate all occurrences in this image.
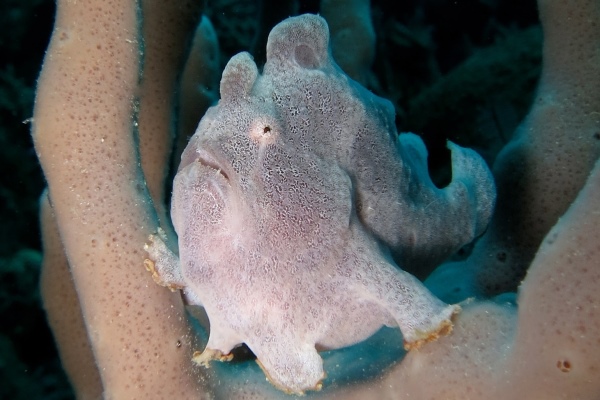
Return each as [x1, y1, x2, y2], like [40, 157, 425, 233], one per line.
[249, 118, 279, 145]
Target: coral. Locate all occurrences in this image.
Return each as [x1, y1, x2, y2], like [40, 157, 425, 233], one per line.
[31, 0, 209, 397]
[320, 0, 375, 86]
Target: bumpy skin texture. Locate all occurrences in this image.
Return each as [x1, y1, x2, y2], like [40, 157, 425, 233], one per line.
[145, 14, 495, 395]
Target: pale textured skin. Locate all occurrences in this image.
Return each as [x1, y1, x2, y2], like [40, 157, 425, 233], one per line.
[145, 14, 495, 395]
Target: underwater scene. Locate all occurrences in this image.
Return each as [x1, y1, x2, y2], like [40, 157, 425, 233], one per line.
[2, 0, 599, 398]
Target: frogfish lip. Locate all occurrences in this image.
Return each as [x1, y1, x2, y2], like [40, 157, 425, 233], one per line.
[178, 147, 230, 182]
[171, 147, 232, 237]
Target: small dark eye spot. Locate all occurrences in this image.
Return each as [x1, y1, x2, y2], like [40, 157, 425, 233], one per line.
[250, 120, 278, 144]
